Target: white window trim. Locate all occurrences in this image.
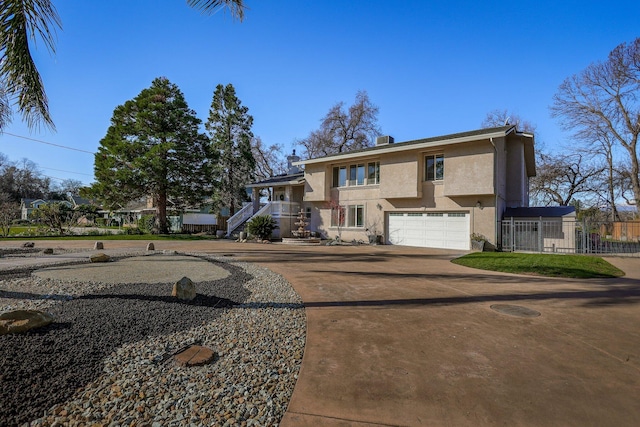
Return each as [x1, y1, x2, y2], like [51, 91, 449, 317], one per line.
[333, 161, 380, 188]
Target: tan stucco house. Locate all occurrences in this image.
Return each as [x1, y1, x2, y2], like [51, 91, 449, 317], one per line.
[232, 125, 536, 250]
[300, 125, 535, 249]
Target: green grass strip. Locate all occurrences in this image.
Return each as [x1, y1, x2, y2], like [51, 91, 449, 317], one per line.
[452, 252, 625, 279]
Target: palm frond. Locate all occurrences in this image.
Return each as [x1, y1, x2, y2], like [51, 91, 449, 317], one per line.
[187, 0, 246, 21]
[0, 0, 62, 130]
[0, 82, 12, 131]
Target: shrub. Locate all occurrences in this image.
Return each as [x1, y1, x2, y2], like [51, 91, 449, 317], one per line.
[138, 215, 157, 234]
[125, 226, 144, 235]
[246, 215, 278, 240]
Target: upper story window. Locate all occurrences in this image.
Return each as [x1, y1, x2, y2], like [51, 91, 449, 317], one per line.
[367, 161, 380, 185]
[349, 164, 365, 186]
[332, 166, 347, 187]
[425, 154, 444, 181]
[333, 161, 380, 187]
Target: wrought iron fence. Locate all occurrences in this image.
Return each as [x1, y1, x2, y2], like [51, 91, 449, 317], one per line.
[499, 219, 640, 256]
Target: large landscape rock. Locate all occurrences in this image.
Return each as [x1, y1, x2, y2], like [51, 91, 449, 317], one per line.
[174, 345, 216, 367]
[0, 310, 54, 335]
[90, 253, 110, 263]
[94, 241, 104, 250]
[172, 276, 196, 300]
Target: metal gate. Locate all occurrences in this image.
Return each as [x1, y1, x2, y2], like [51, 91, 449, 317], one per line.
[499, 219, 640, 256]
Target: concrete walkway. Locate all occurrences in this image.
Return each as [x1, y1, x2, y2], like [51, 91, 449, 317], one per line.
[2, 240, 639, 426]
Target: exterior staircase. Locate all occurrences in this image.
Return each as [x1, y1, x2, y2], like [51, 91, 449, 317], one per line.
[226, 203, 257, 237]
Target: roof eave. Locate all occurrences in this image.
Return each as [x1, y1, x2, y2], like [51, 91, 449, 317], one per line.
[294, 128, 515, 166]
[246, 178, 305, 188]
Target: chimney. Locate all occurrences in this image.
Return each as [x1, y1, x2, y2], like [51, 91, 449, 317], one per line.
[376, 135, 394, 145]
[287, 149, 301, 174]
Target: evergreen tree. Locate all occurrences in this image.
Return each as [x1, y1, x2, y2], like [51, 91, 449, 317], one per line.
[91, 77, 211, 233]
[206, 83, 255, 216]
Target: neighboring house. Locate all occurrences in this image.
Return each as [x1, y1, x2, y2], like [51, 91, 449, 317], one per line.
[68, 195, 93, 209]
[234, 125, 552, 250]
[100, 197, 159, 227]
[102, 196, 219, 233]
[20, 198, 73, 220]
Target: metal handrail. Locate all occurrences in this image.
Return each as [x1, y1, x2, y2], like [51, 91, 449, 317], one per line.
[226, 203, 253, 236]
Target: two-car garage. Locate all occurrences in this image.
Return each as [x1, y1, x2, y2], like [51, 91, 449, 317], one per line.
[387, 212, 470, 250]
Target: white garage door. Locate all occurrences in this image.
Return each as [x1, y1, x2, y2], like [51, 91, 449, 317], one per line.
[387, 212, 470, 250]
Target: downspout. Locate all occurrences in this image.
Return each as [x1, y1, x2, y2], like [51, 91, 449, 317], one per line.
[490, 137, 499, 248]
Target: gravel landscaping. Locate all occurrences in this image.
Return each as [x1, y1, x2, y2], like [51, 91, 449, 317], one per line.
[0, 252, 306, 426]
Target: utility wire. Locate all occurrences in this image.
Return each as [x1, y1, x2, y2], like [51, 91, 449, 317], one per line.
[43, 174, 68, 182]
[40, 166, 93, 177]
[1, 132, 96, 154]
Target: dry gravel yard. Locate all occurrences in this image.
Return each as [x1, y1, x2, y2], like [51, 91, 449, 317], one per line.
[0, 250, 305, 426]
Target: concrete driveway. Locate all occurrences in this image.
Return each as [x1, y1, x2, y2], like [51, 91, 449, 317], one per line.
[3, 240, 640, 426]
[228, 244, 640, 427]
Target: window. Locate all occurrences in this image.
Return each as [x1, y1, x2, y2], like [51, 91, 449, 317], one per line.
[331, 204, 345, 227]
[305, 207, 312, 219]
[367, 161, 380, 185]
[348, 164, 365, 186]
[333, 166, 347, 187]
[356, 164, 365, 185]
[425, 154, 444, 181]
[333, 162, 377, 187]
[348, 205, 364, 227]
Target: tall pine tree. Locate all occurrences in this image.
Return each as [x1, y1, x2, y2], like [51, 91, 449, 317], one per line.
[92, 77, 211, 233]
[206, 83, 255, 216]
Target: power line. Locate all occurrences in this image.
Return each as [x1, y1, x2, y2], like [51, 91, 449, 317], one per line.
[1, 132, 96, 154]
[42, 174, 68, 182]
[40, 166, 93, 177]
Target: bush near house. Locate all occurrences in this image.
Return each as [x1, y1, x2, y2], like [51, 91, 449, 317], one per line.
[246, 215, 278, 240]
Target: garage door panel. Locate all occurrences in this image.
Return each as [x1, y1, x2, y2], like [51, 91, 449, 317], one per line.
[388, 212, 470, 250]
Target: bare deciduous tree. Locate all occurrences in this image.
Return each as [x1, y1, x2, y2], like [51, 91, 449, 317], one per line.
[530, 153, 604, 207]
[251, 137, 287, 181]
[481, 109, 537, 133]
[300, 91, 382, 159]
[0, 156, 50, 201]
[551, 37, 640, 212]
[51, 178, 84, 197]
[0, 192, 19, 236]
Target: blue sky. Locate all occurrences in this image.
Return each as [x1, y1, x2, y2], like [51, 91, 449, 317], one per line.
[1, 0, 638, 186]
